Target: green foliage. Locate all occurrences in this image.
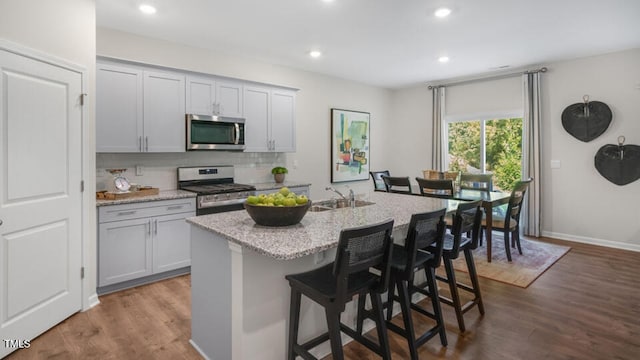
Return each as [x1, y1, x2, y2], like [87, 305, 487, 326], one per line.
[271, 166, 288, 174]
[448, 118, 523, 191]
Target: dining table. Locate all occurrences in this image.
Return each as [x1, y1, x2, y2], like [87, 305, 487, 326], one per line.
[450, 189, 511, 262]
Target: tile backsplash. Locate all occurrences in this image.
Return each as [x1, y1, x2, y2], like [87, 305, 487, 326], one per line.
[96, 152, 288, 191]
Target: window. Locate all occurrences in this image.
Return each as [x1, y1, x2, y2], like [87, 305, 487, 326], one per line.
[446, 116, 523, 192]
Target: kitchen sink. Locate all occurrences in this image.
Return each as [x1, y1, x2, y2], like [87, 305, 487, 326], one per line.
[309, 199, 376, 212]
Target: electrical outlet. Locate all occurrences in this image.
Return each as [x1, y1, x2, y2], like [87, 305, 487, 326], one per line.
[135, 165, 143, 176]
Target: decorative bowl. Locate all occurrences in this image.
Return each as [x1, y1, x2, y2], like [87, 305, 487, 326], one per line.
[244, 201, 311, 226]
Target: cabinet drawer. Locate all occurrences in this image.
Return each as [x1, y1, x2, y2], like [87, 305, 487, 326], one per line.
[98, 198, 196, 223]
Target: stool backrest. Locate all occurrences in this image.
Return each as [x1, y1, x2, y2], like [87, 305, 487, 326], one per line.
[381, 176, 412, 194]
[399, 209, 446, 280]
[450, 200, 483, 256]
[415, 177, 454, 198]
[333, 219, 394, 299]
[460, 173, 493, 192]
[369, 170, 390, 192]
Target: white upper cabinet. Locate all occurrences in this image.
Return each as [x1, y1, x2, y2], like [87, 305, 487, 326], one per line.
[244, 86, 297, 152]
[97, 61, 185, 153]
[186, 76, 243, 118]
[96, 63, 143, 152]
[143, 71, 186, 152]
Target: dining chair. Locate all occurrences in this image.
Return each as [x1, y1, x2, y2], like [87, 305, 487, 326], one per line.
[442, 171, 460, 185]
[370, 170, 390, 192]
[459, 173, 493, 192]
[422, 169, 442, 180]
[415, 177, 454, 199]
[381, 176, 412, 194]
[431, 200, 484, 332]
[286, 219, 395, 360]
[480, 178, 533, 261]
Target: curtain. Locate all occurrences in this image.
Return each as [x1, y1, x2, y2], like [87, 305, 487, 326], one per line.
[522, 72, 542, 237]
[431, 86, 446, 171]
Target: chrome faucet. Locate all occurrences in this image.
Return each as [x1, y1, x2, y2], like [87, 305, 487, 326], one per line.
[325, 186, 356, 207]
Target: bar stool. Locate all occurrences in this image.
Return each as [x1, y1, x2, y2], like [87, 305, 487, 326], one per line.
[432, 200, 485, 332]
[370, 170, 391, 192]
[357, 209, 448, 360]
[285, 219, 395, 360]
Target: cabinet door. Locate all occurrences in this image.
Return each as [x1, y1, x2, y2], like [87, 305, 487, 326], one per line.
[186, 76, 216, 115]
[153, 212, 194, 273]
[98, 218, 152, 286]
[143, 71, 186, 152]
[217, 80, 243, 117]
[243, 86, 271, 152]
[96, 63, 143, 152]
[271, 90, 296, 152]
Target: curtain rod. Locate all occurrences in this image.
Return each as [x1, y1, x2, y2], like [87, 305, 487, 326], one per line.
[428, 67, 547, 89]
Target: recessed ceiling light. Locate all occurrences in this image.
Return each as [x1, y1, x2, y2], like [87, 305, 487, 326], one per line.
[309, 50, 322, 58]
[322, 0, 335, 3]
[139, 4, 157, 15]
[434, 7, 451, 18]
[438, 56, 450, 63]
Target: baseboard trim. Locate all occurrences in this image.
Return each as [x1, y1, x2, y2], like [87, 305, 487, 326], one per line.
[83, 293, 100, 311]
[97, 267, 190, 296]
[541, 231, 640, 252]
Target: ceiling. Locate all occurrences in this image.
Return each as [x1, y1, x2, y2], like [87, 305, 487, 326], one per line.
[96, 0, 640, 89]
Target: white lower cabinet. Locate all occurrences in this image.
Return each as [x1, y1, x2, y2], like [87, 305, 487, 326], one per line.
[98, 198, 196, 291]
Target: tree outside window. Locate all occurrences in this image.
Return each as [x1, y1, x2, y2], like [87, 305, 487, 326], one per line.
[447, 118, 523, 191]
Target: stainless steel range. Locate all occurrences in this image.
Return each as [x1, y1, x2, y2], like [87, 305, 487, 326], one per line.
[178, 166, 255, 215]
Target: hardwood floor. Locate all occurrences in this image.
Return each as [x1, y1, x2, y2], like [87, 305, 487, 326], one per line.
[6, 237, 640, 359]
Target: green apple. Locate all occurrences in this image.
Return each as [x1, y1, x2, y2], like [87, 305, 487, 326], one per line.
[247, 195, 259, 205]
[279, 187, 290, 196]
[283, 198, 297, 207]
[296, 195, 308, 205]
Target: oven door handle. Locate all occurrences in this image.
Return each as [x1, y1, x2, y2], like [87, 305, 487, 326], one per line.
[234, 123, 240, 145]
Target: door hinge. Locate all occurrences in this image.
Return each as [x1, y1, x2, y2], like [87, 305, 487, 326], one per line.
[80, 180, 85, 192]
[81, 267, 85, 279]
[80, 93, 87, 106]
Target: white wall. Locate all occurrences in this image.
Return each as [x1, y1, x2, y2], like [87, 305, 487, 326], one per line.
[541, 49, 640, 249]
[0, 0, 97, 308]
[391, 48, 640, 251]
[96, 28, 391, 199]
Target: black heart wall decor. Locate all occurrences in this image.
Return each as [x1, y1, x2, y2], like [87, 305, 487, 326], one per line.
[594, 136, 640, 186]
[561, 95, 612, 142]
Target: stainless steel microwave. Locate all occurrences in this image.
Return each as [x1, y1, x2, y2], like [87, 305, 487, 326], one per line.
[186, 114, 246, 151]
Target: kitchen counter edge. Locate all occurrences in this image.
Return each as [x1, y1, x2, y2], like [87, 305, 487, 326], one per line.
[96, 189, 197, 207]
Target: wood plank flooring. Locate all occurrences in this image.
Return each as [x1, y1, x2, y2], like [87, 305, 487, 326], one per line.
[6, 237, 640, 359]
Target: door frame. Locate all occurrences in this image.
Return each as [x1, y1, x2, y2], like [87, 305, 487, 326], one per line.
[0, 39, 98, 311]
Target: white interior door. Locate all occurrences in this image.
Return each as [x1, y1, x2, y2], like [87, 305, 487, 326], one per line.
[0, 49, 83, 357]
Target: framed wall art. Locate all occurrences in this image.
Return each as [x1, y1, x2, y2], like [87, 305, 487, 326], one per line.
[331, 108, 370, 183]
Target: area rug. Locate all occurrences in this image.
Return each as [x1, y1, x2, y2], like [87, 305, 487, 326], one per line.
[451, 237, 571, 288]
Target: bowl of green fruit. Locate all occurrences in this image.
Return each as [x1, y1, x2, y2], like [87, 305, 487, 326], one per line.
[244, 187, 311, 226]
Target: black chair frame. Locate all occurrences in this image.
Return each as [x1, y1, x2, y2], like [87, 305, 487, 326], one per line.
[381, 175, 412, 194]
[415, 177, 454, 198]
[434, 200, 485, 332]
[286, 219, 395, 360]
[370, 170, 390, 192]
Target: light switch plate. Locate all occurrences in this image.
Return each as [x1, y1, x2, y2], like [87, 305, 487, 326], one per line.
[135, 165, 143, 176]
[550, 160, 561, 169]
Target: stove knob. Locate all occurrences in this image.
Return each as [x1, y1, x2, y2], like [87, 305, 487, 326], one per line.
[226, 193, 231, 199]
[213, 195, 218, 201]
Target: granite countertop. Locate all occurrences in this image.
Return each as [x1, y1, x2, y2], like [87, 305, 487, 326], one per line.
[252, 181, 312, 191]
[96, 189, 197, 207]
[186, 191, 463, 260]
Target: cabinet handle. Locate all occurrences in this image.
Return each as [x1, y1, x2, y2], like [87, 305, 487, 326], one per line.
[272, 140, 276, 151]
[117, 210, 136, 216]
[212, 103, 216, 115]
[166, 205, 184, 211]
[0, 219, 3, 226]
[145, 137, 149, 152]
[148, 220, 151, 236]
[154, 219, 158, 235]
[138, 136, 142, 152]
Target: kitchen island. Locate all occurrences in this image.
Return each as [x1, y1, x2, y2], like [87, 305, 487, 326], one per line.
[186, 191, 461, 360]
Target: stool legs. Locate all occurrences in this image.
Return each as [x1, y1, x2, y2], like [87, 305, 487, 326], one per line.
[424, 266, 447, 346]
[325, 307, 344, 360]
[396, 278, 419, 360]
[287, 289, 301, 360]
[442, 256, 466, 332]
[370, 291, 392, 360]
[463, 248, 485, 316]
